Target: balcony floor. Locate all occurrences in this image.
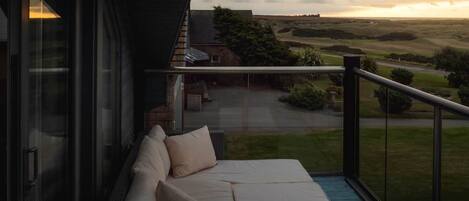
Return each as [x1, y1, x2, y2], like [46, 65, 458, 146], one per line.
[313, 176, 362, 201]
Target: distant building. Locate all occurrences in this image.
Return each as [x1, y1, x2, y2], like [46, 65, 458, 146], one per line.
[189, 10, 253, 66]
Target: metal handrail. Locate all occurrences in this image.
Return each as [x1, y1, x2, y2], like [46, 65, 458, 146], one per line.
[145, 66, 345, 74]
[354, 68, 469, 117]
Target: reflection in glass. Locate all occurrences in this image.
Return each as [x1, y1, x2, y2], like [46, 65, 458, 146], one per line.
[183, 73, 344, 173]
[442, 112, 469, 201]
[27, 0, 68, 201]
[386, 94, 433, 201]
[358, 79, 386, 200]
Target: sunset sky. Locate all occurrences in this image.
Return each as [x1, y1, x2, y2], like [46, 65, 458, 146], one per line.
[191, 0, 469, 18]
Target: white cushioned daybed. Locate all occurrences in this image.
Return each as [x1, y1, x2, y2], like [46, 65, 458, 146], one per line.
[118, 125, 329, 201]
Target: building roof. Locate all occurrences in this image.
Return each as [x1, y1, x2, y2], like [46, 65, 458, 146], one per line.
[186, 47, 209, 64]
[129, 0, 190, 69]
[190, 10, 253, 45]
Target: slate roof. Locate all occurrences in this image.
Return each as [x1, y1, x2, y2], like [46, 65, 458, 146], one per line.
[190, 10, 253, 45]
[129, 0, 190, 69]
[186, 47, 209, 63]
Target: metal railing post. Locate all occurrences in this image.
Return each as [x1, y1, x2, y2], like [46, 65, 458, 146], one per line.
[343, 55, 361, 178]
[433, 106, 442, 201]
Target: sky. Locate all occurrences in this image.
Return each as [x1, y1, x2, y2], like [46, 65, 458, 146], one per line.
[191, 0, 469, 18]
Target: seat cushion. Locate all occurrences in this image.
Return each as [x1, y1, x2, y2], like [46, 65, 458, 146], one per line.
[132, 136, 166, 181]
[167, 178, 234, 201]
[156, 181, 197, 201]
[147, 125, 171, 176]
[177, 159, 313, 184]
[165, 126, 217, 177]
[125, 169, 159, 201]
[233, 182, 329, 201]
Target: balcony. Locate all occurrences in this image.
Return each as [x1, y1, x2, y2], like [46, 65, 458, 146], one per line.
[146, 55, 469, 201]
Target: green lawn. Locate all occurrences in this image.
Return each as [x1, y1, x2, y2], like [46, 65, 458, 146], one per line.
[224, 127, 469, 201]
[316, 55, 462, 119]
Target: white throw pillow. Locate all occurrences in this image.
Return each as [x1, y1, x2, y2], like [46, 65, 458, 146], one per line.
[125, 169, 159, 201]
[147, 125, 171, 176]
[132, 136, 166, 181]
[155, 181, 197, 201]
[165, 126, 217, 177]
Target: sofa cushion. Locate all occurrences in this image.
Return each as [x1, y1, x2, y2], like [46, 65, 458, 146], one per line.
[132, 136, 166, 181]
[167, 178, 234, 201]
[147, 125, 171, 176]
[125, 169, 159, 201]
[156, 181, 197, 201]
[176, 159, 313, 184]
[233, 182, 329, 201]
[165, 126, 217, 177]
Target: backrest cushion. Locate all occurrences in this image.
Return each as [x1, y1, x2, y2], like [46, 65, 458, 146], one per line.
[155, 181, 197, 201]
[165, 126, 217, 177]
[132, 136, 166, 181]
[147, 125, 171, 176]
[125, 169, 159, 201]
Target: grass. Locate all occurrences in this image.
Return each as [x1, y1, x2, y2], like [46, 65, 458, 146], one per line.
[260, 16, 469, 60]
[224, 126, 469, 201]
[315, 54, 462, 119]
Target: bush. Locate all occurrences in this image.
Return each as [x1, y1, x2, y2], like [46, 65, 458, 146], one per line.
[374, 87, 413, 114]
[280, 83, 327, 110]
[458, 85, 469, 106]
[328, 74, 343, 86]
[361, 57, 378, 73]
[376, 32, 417, 41]
[390, 68, 414, 85]
[297, 48, 323, 66]
[321, 45, 365, 55]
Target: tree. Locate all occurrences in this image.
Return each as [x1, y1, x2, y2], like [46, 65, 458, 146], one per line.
[213, 7, 298, 66]
[361, 57, 378, 73]
[434, 47, 469, 88]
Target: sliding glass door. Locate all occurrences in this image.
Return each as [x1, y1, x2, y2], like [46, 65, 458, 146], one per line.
[23, 1, 70, 201]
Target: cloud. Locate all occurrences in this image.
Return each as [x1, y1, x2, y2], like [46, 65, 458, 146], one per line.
[191, 0, 469, 17]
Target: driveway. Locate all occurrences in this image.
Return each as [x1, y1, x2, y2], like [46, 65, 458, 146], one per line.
[184, 87, 467, 132]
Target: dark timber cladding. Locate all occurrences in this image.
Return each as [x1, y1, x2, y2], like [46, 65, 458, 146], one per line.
[129, 0, 190, 69]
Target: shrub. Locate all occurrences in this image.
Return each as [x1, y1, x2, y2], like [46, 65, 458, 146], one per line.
[297, 48, 323, 66]
[374, 87, 413, 114]
[280, 83, 327, 110]
[376, 32, 417, 41]
[458, 85, 469, 106]
[321, 45, 365, 55]
[361, 57, 378, 73]
[328, 74, 343, 86]
[390, 68, 414, 85]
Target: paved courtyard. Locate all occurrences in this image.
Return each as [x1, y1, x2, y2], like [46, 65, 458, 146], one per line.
[184, 87, 467, 132]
